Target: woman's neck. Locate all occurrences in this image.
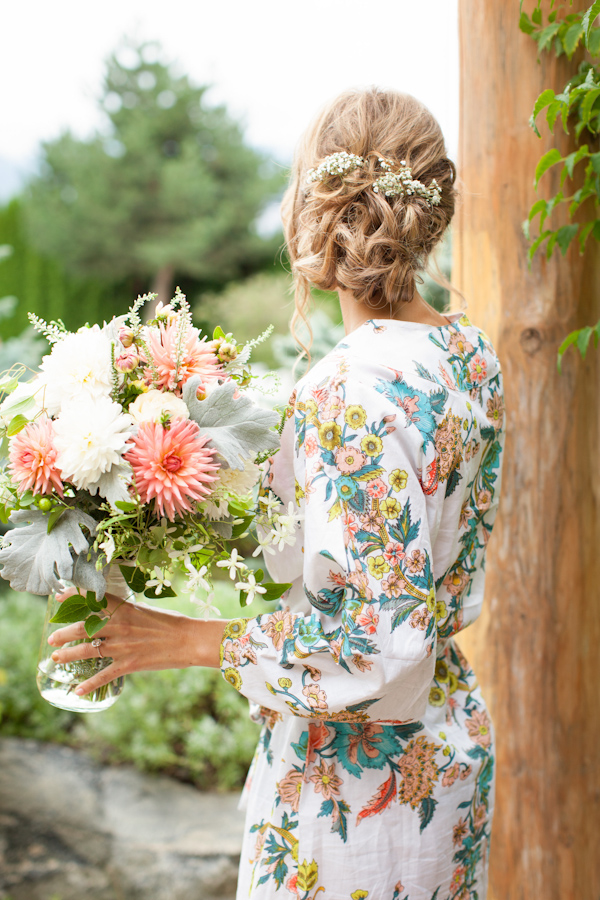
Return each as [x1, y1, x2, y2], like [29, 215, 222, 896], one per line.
[337, 287, 451, 335]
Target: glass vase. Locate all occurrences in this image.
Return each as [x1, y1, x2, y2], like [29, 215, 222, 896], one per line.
[36, 565, 131, 713]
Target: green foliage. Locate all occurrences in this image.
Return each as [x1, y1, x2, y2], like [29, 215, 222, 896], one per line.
[0, 580, 270, 790]
[520, 2, 600, 262]
[23, 39, 283, 295]
[0, 199, 128, 340]
[520, 2, 600, 370]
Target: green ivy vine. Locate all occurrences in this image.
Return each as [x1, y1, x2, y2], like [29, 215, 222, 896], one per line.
[520, 0, 600, 367]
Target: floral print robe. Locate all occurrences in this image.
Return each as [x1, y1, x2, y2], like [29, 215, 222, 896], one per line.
[220, 313, 505, 900]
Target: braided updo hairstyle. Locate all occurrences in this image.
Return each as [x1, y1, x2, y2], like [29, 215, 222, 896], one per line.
[281, 87, 457, 359]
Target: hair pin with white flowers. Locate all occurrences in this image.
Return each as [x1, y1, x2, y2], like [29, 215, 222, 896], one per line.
[306, 152, 442, 207]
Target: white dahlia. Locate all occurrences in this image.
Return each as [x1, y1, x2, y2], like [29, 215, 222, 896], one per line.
[53, 397, 134, 491]
[128, 388, 190, 424]
[39, 328, 115, 416]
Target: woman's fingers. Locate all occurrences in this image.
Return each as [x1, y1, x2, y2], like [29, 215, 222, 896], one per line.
[50, 638, 110, 665]
[73, 661, 124, 697]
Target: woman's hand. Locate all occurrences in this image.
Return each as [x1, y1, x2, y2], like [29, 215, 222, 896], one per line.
[47, 593, 227, 697]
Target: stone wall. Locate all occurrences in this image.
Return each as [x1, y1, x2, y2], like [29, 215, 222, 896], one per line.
[0, 739, 244, 900]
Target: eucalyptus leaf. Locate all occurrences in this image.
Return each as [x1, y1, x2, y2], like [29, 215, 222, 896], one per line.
[183, 377, 280, 470]
[0, 508, 97, 595]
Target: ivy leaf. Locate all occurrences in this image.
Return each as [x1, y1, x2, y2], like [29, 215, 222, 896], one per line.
[582, 0, 600, 47]
[534, 148, 563, 187]
[529, 88, 555, 136]
[182, 377, 280, 470]
[49, 594, 88, 624]
[556, 223, 579, 256]
[0, 508, 97, 595]
[84, 615, 108, 638]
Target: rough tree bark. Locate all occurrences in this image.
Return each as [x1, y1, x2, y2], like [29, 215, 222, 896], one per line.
[453, 2, 600, 898]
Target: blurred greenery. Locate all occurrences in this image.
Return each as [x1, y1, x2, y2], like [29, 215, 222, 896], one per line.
[0, 579, 273, 791]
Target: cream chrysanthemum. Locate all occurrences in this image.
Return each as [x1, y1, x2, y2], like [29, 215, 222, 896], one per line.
[39, 329, 114, 416]
[53, 397, 134, 490]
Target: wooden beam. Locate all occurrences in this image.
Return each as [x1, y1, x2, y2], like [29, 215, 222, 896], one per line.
[454, 2, 600, 898]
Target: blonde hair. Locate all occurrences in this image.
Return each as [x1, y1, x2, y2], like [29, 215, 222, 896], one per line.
[281, 87, 457, 364]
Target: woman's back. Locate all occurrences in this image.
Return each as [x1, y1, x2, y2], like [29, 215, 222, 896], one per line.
[223, 310, 504, 899]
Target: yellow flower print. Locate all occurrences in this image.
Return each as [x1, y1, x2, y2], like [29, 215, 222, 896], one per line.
[319, 420, 342, 450]
[435, 600, 447, 622]
[297, 859, 319, 892]
[278, 677, 292, 689]
[426, 589, 436, 613]
[367, 555, 390, 579]
[351, 892, 369, 900]
[266, 682, 277, 695]
[389, 468, 408, 492]
[429, 686, 446, 706]
[360, 434, 383, 456]
[447, 671, 459, 694]
[345, 404, 367, 428]
[223, 619, 246, 640]
[295, 479, 305, 503]
[435, 659, 450, 683]
[379, 497, 402, 519]
[303, 398, 319, 423]
[223, 667, 242, 691]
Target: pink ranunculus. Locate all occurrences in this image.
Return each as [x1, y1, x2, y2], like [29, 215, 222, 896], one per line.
[366, 477, 387, 499]
[115, 349, 139, 373]
[146, 321, 222, 393]
[9, 417, 64, 497]
[124, 417, 218, 520]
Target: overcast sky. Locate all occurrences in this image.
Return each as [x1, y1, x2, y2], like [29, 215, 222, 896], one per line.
[1, 0, 459, 180]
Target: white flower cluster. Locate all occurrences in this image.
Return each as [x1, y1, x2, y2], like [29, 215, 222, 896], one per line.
[306, 153, 442, 207]
[372, 157, 441, 206]
[306, 151, 365, 183]
[253, 492, 303, 557]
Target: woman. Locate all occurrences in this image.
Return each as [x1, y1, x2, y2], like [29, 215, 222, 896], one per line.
[49, 88, 504, 899]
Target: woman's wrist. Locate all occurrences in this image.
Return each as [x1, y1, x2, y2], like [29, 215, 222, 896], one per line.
[181, 616, 228, 669]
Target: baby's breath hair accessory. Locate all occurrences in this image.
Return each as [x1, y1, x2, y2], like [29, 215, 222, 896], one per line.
[372, 157, 442, 206]
[306, 151, 365, 184]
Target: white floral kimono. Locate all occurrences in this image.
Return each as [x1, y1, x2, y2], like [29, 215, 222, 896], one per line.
[220, 313, 505, 900]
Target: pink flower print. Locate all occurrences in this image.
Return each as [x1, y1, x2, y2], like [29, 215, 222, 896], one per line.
[474, 803, 488, 829]
[381, 572, 406, 598]
[285, 874, 299, 895]
[384, 541, 405, 566]
[335, 445, 366, 474]
[443, 566, 470, 597]
[466, 709, 492, 748]
[347, 568, 374, 601]
[304, 664, 322, 681]
[439, 362, 458, 390]
[409, 608, 431, 631]
[352, 654, 373, 672]
[304, 434, 318, 457]
[476, 488, 492, 511]
[328, 569, 346, 588]
[360, 509, 384, 531]
[442, 762, 460, 787]
[452, 817, 469, 846]
[366, 477, 387, 499]
[260, 608, 294, 651]
[448, 331, 475, 357]
[459, 501, 476, 529]
[303, 682, 328, 710]
[322, 394, 345, 420]
[309, 761, 343, 801]
[469, 354, 488, 384]
[277, 768, 304, 812]
[342, 511, 360, 545]
[405, 549, 426, 574]
[459, 764, 472, 780]
[356, 606, 379, 634]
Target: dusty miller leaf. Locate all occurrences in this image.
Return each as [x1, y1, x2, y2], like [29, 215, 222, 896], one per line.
[72, 547, 108, 600]
[0, 508, 97, 595]
[183, 377, 280, 470]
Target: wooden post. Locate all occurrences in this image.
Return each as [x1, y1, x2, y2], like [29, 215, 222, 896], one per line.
[453, 3, 600, 898]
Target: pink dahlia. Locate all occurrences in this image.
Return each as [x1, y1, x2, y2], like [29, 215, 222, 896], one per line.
[125, 417, 218, 520]
[146, 322, 222, 393]
[9, 417, 64, 497]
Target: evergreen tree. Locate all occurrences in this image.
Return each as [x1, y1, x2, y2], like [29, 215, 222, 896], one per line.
[24, 40, 283, 303]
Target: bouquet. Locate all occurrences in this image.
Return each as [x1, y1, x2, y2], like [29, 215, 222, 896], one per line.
[0, 290, 296, 709]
